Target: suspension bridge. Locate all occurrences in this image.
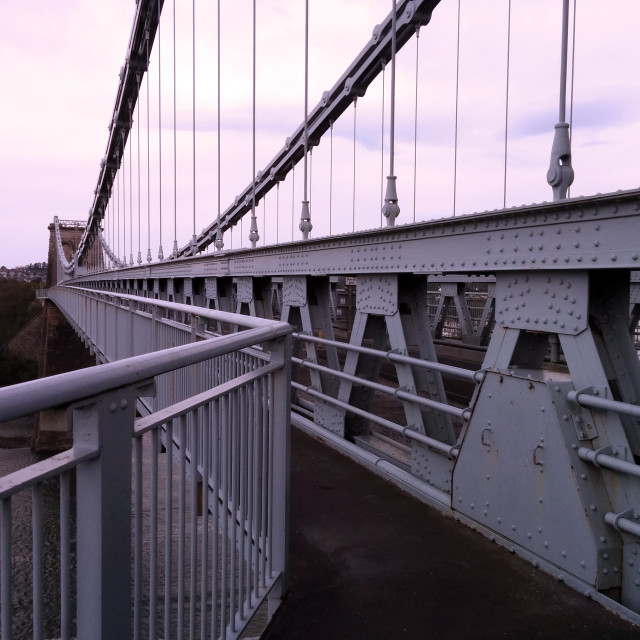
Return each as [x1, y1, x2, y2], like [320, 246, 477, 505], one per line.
[2, 0, 640, 637]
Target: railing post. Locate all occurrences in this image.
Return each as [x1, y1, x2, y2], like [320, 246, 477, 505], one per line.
[266, 332, 292, 616]
[73, 385, 136, 639]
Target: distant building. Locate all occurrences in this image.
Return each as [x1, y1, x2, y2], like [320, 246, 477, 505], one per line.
[0, 262, 48, 283]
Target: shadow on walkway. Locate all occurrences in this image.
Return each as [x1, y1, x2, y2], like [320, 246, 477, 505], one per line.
[262, 427, 638, 639]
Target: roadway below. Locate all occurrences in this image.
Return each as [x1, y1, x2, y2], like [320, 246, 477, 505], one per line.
[261, 427, 639, 639]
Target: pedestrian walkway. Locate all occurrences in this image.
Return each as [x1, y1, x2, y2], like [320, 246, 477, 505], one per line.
[262, 427, 639, 639]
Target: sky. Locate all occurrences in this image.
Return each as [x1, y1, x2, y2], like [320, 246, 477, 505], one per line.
[0, 0, 639, 268]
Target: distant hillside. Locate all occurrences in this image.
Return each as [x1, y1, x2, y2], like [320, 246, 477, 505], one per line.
[0, 262, 47, 283]
[0, 279, 41, 386]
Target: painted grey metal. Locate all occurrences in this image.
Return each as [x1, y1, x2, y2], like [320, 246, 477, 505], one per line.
[0, 303, 291, 639]
[291, 380, 458, 457]
[294, 331, 481, 382]
[570, 390, 640, 421]
[495, 271, 588, 335]
[69, 188, 640, 283]
[53, 261, 640, 621]
[34, 0, 640, 625]
[453, 372, 620, 590]
[579, 447, 640, 479]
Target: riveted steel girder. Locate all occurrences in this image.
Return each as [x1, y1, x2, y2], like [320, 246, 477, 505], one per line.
[70, 188, 640, 284]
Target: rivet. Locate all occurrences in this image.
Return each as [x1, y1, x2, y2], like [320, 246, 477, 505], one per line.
[121, 399, 128, 409]
[109, 402, 118, 413]
[561, 551, 567, 558]
[603, 568, 609, 575]
[603, 553, 609, 560]
[497, 517, 502, 524]
[544, 541, 549, 548]
[580, 561, 586, 568]
[580, 473, 587, 480]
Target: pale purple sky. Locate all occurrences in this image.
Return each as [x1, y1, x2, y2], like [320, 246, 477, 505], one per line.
[0, 1, 638, 267]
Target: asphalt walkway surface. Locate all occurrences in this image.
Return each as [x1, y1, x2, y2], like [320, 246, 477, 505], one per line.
[262, 427, 639, 640]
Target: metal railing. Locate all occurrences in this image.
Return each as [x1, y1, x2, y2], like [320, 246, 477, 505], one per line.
[289, 330, 483, 506]
[0, 308, 291, 640]
[571, 389, 640, 542]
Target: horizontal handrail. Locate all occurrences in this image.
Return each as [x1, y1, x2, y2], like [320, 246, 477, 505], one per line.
[567, 389, 640, 420]
[293, 331, 483, 383]
[577, 447, 640, 479]
[292, 381, 458, 457]
[135, 362, 281, 435]
[605, 512, 640, 538]
[62, 285, 284, 329]
[0, 322, 291, 423]
[292, 355, 470, 420]
[0, 447, 98, 500]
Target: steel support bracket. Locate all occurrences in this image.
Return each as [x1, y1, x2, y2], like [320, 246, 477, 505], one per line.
[604, 509, 638, 532]
[591, 444, 631, 466]
[394, 384, 415, 397]
[563, 384, 600, 441]
[568, 385, 610, 404]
